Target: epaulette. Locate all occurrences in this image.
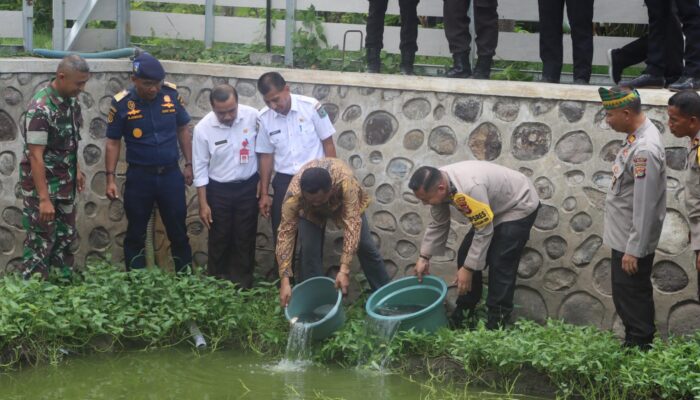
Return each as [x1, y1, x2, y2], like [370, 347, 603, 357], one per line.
[113, 90, 129, 102]
[163, 81, 177, 90]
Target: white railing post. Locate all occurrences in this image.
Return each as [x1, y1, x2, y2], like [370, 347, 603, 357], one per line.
[52, 0, 65, 51]
[22, 0, 33, 52]
[116, 0, 130, 48]
[204, 0, 214, 49]
[285, 0, 296, 67]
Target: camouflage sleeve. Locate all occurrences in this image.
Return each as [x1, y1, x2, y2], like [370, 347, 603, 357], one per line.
[25, 105, 50, 145]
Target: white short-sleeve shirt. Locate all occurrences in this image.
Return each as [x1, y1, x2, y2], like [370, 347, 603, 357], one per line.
[192, 104, 259, 187]
[255, 94, 335, 175]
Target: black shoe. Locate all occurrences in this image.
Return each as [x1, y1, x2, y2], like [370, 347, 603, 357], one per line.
[366, 47, 381, 73]
[472, 56, 492, 79]
[445, 52, 471, 78]
[573, 78, 589, 85]
[400, 51, 415, 75]
[620, 74, 665, 89]
[607, 48, 623, 84]
[668, 76, 700, 91]
[664, 75, 681, 87]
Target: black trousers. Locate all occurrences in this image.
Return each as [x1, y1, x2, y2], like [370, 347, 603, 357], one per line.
[611, 249, 656, 348]
[646, 0, 700, 77]
[617, 31, 683, 79]
[443, 0, 499, 57]
[365, 0, 420, 53]
[455, 206, 538, 329]
[538, 0, 594, 82]
[206, 174, 259, 288]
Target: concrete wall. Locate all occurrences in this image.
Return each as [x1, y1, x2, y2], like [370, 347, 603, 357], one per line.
[1, 59, 698, 337]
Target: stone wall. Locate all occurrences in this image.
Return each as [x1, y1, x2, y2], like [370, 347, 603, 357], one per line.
[1, 60, 698, 337]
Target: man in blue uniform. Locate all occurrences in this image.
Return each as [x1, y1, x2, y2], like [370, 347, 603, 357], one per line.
[104, 52, 193, 273]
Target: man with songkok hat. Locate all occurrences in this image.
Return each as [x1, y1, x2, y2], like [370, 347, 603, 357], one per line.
[104, 52, 194, 273]
[599, 86, 666, 350]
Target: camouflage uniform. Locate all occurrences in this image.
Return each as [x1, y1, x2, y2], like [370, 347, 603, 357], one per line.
[19, 83, 82, 278]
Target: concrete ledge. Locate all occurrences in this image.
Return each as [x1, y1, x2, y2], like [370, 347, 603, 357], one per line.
[0, 58, 674, 106]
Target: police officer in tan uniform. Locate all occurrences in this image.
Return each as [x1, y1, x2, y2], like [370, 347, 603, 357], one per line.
[409, 161, 540, 329]
[667, 90, 700, 299]
[600, 86, 666, 349]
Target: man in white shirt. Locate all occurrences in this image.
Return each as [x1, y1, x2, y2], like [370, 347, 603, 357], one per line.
[255, 72, 336, 279]
[193, 84, 260, 288]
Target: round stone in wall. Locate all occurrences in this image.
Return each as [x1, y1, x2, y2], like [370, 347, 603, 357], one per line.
[543, 268, 577, 292]
[555, 131, 593, 164]
[376, 183, 395, 204]
[2, 206, 22, 230]
[512, 286, 548, 323]
[369, 151, 383, 164]
[571, 235, 603, 266]
[511, 123, 552, 161]
[433, 105, 446, 120]
[530, 100, 556, 116]
[402, 191, 419, 204]
[107, 78, 123, 94]
[403, 130, 424, 150]
[362, 174, 375, 187]
[235, 80, 256, 97]
[108, 199, 125, 222]
[90, 172, 107, 198]
[583, 186, 606, 209]
[363, 111, 398, 145]
[562, 197, 577, 211]
[98, 95, 113, 116]
[321, 103, 339, 124]
[666, 147, 688, 170]
[565, 170, 585, 185]
[337, 86, 348, 98]
[428, 126, 457, 155]
[83, 144, 102, 166]
[400, 212, 423, 235]
[668, 302, 700, 336]
[570, 212, 592, 232]
[433, 248, 455, 262]
[652, 260, 689, 293]
[17, 73, 31, 85]
[382, 90, 401, 101]
[384, 259, 399, 278]
[79, 92, 94, 109]
[187, 220, 204, 236]
[372, 211, 397, 232]
[337, 131, 357, 151]
[534, 176, 554, 200]
[359, 87, 375, 96]
[558, 101, 585, 123]
[468, 122, 501, 161]
[493, 99, 520, 122]
[89, 118, 107, 139]
[593, 258, 612, 296]
[402, 98, 431, 120]
[453, 96, 482, 122]
[600, 140, 622, 162]
[534, 204, 559, 231]
[2, 87, 22, 106]
[517, 247, 543, 278]
[386, 157, 414, 180]
[349, 155, 362, 169]
[88, 227, 111, 250]
[395, 240, 417, 258]
[657, 209, 689, 255]
[342, 105, 362, 122]
[544, 235, 567, 260]
[558, 291, 605, 328]
[651, 119, 665, 134]
[0, 110, 17, 141]
[0, 226, 15, 254]
[0, 151, 16, 176]
[519, 167, 533, 177]
[592, 171, 612, 189]
[667, 177, 680, 190]
[312, 85, 330, 100]
[195, 89, 212, 111]
[84, 201, 97, 217]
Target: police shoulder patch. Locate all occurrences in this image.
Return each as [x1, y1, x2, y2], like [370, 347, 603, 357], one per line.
[315, 102, 328, 118]
[163, 81, 177, 90]
[113, 90, 129, 102]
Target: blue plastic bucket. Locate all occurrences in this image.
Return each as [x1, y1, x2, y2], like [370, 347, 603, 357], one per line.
[284, 276, 345, 341]
[366, 275, 449, 333]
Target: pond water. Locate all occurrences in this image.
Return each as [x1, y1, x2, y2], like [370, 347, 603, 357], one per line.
[0, 349, 541, 399]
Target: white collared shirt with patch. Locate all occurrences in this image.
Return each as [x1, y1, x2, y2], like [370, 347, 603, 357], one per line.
[255, 94, 335, 175]
[193, 104, 259, 187]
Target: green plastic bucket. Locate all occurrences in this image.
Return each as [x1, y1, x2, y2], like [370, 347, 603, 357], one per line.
[366, 276, 448, 333]
[284, 276, 345, 341]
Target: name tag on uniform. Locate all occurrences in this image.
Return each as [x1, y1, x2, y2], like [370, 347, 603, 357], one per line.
[215, 140, 227, 146]
[269, 129, 281, 136]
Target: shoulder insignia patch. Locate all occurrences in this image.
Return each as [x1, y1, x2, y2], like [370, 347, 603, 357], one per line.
[633, 156, 647, 179]
[163, 81, 177, 90]
[451, 193, 494, 230]
[113, 90, 129, 102]
[316, 103, 328, 119]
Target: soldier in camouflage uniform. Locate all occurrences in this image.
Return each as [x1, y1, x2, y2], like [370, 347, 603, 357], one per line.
[19, 55, 90, 279]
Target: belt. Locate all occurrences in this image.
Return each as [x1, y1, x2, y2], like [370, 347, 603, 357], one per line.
[210, 173, 259, 185]
[128, 163, 179, 175]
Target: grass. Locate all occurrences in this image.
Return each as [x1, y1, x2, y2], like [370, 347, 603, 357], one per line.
[1, 263, 699, 399]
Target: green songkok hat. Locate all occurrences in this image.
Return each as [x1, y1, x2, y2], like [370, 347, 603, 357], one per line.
[598, 87, 641, 110]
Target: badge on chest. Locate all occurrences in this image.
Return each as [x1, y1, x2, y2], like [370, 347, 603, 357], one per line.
[240, 138, 250, 164]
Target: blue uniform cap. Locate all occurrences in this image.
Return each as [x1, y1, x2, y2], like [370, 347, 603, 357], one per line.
[132, 52, 165, 81]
